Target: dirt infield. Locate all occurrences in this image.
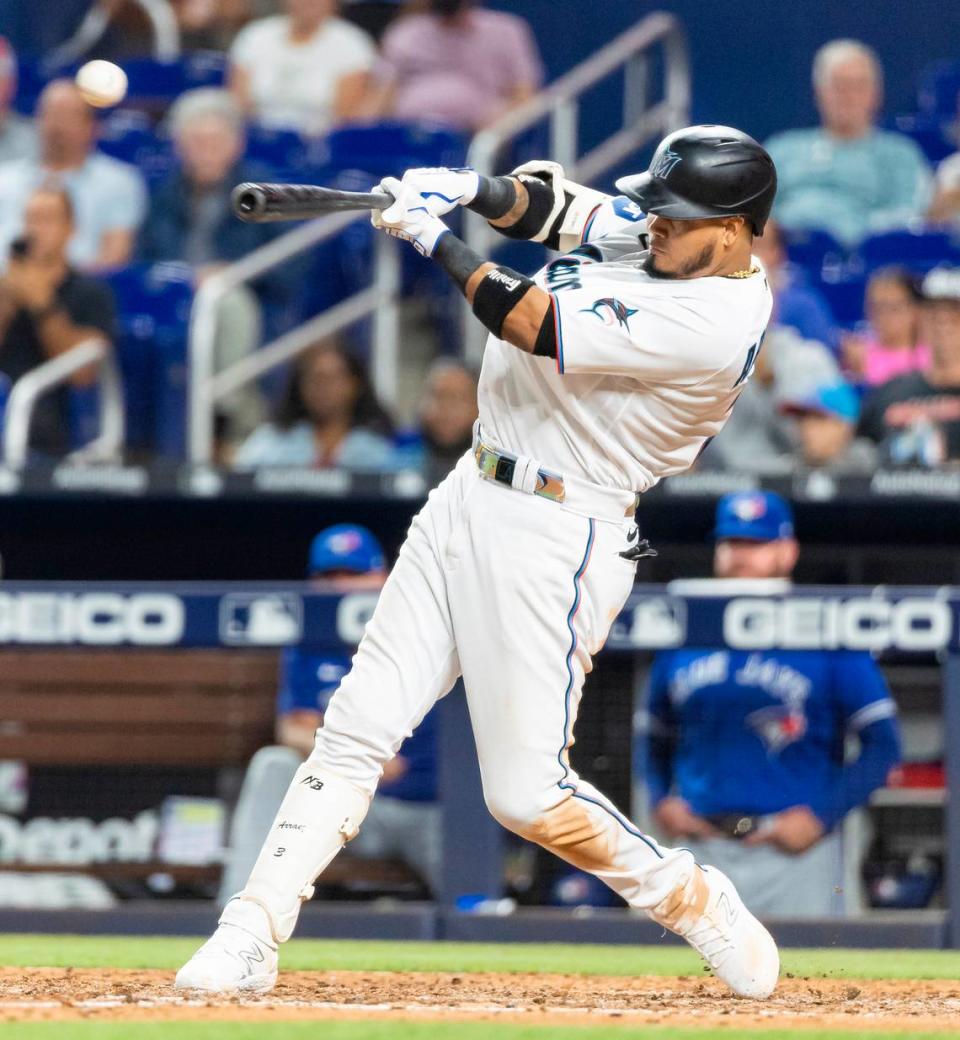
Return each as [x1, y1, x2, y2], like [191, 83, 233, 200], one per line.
[1, 967, 959, 1032]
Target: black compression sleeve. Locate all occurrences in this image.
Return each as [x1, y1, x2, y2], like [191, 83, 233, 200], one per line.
[433, 234, 486, 291]
[467, 175, 518, 220]
[533, 299, 558, 358]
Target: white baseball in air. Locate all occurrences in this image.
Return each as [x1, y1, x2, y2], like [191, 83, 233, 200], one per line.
[75, 60, 128, 108]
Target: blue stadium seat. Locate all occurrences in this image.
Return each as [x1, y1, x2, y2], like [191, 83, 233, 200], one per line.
[106, 262, 194, 459]
[782, 228, 847, 277]
[322, 122, 468, 180]
[96, 111, 176, 184]
[858, 227, 960, 275]
[814, 271, 867, 328]
[244, 126, 317, 182]
[889, 114, 957, 164]
[917, 60, 960, 118]
[15, 53, 228, 115]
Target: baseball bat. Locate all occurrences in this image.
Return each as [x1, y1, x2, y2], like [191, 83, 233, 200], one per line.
[232, 182, 395, 223]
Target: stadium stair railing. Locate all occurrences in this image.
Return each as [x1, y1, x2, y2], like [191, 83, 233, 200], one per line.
[187, 214, 400, 465]
[3, 337, 125, 469]
[461, 11, 691, 360]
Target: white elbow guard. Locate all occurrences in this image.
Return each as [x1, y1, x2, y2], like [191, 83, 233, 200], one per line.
[509, 159, 568, 243]
[555, 181, 610, 253]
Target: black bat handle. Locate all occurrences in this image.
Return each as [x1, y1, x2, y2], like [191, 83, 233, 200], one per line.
[232, 183, 395, 222]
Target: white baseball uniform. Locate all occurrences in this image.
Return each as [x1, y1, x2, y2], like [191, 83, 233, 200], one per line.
[238, 192, 774, 938]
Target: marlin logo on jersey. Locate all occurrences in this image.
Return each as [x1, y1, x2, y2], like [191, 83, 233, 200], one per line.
[581, 298, 638, 329]
[746, 704, 808, 755]
[652, 147, 682, 179]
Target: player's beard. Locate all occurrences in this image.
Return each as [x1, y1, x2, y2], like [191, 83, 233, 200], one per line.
[642, 241, 717, 280]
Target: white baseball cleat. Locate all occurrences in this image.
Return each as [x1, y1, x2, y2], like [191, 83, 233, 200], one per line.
[648, 864, 779, 999]
[175, 897, 279, 994]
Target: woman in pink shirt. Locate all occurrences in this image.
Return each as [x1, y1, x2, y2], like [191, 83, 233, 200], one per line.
[842, 266, 931, 386]
[364, 0, 544, 132]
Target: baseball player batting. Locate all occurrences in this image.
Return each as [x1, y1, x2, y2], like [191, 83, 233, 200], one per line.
[177, 125, 780, 999]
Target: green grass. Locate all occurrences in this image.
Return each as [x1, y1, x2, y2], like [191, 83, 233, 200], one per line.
[0, 1026, 954, 1040]
[0, 934, 959, 980]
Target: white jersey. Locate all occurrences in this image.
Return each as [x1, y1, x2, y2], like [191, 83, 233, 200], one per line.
[477, 194, 774, 493]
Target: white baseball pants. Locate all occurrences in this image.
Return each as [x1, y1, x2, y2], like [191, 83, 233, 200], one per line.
[241, 452, 694, 937]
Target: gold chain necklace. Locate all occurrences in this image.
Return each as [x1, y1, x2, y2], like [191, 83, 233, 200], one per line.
[724, 265, 761, 279]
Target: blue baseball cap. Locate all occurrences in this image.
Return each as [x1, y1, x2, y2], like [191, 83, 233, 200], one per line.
[308, 524, 385, 576]
[780, 381, 860, 423]
[713, 491, 795, 543]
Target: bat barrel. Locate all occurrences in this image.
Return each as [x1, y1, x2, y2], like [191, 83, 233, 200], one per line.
[231, 182, 394, 222]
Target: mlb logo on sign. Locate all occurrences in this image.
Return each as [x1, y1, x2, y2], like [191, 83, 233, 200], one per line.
[220, 593, 303, 646]
[623, 596, 687, 649]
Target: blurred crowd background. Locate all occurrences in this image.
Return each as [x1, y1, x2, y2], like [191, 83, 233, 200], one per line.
[0, 1, 959, 477]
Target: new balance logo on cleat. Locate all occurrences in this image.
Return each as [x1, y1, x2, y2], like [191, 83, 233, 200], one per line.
[716, 891, 739, 927]
[238, 943, 266, 975]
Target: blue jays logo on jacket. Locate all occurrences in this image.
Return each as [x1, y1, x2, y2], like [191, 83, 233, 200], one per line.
[580, 298, 638, 329]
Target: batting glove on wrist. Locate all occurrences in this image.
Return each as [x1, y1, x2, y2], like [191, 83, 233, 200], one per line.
[371, 176, 451, 257]
[395, 167, 480, 216]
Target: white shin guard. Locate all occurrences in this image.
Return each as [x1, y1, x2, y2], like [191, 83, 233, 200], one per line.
[238, 763, 371, 943]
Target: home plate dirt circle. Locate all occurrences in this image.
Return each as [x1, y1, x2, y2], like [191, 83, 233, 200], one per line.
[2, 968, 960, 1031]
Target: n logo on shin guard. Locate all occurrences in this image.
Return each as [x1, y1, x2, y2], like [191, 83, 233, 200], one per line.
[300, 775, 325, 792]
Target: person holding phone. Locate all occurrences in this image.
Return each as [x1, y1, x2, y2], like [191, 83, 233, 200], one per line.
[0, 184, 115, 457]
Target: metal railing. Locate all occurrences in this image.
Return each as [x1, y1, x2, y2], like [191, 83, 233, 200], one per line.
[46, 0, 180, 69]
[462, 12, 690, 359]
[4, 338, 124, 469]
[187, 214, 400, 464]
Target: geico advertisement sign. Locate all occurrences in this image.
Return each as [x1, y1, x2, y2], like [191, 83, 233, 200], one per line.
[723, 597, 951, 651]
[336, 592, 380, 644]
[0, 593, 185, 645]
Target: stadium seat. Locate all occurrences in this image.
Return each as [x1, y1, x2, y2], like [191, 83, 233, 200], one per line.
[244, 126, 318, 182]
[783, 228, 847, 277]
[106, 262, 194, 459]
[814, 270, 867, 327]
[858, 227, 960, 275]
[889, 114, 957, 163]
[322, 122, 468, 180]
[96, 111, 176, 184]
[917, 59, 960, 117]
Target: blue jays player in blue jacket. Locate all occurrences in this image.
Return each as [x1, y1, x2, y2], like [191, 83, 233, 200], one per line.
[644, 491, 901, 916]
[218, 525, 441, 903]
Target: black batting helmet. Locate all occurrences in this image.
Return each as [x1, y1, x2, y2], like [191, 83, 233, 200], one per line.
[616, 125, 777, 235]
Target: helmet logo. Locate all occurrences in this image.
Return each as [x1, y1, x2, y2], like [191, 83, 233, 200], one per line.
[651, 147, 682, 179]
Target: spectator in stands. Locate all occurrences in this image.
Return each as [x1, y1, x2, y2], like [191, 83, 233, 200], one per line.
[841, 267, 930, 386]
[778, 380, 876, 473]
[228, 0, 376, 136]
[138, 88, 273, 444]
[0, 184, 115, 456]
[219, 524, 440, 903]
[0, 38, 35, 165]
[0, 80, 147, 271]
[699, 324, 841, 473]
[396, 358, 477, 480]
[928, 104, 960, 225]
[175, 0, 256, 50]
[642, 491, 901, 917]
[859, 265, 960, 465]
[766, 40, 932, 247]
[365, 0, 544, 132]
[751, 218, 837, 352]
[234, 339, 395, 469]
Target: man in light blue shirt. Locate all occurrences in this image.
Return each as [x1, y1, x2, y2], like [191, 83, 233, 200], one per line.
[766, 40, 932, 248]
[0, 37, 36, 165]
[0, 80, 146, 271]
